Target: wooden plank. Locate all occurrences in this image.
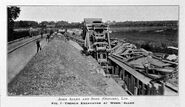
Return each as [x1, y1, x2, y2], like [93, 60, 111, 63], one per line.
[109, 56, 151, 84]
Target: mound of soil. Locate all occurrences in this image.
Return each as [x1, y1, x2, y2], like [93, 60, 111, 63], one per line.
[8, 36, 126, 96]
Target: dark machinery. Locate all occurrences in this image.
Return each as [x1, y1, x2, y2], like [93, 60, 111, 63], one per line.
[82, 18, 111, 73]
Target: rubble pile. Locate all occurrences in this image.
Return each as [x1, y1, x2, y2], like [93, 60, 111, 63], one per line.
[8, 37, 110, 96]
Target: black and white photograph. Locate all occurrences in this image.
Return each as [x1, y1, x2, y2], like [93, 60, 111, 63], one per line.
[6, 5, 179, 96]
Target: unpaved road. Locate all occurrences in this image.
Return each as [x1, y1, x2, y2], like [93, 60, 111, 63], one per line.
[8, 34, 128, 96]
[8, 37, 48, 83]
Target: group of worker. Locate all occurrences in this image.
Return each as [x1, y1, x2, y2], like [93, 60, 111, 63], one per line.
[36, 31, 52, 53]
[36, 30, 70, 53]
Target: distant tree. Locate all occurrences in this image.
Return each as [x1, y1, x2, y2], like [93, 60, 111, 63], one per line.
[48, 21, 55, 25]
[39, 21, 49, 28]
[55, 21, 69, 28]
[8, 6, 21, 41]
[14, 20, 39, 28]
[19, 20, 28, 27]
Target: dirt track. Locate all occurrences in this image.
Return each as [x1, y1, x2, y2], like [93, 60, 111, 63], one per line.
[8, 35, 128, 96]
[8, 36, 47, 83]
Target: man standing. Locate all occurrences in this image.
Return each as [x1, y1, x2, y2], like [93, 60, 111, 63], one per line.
[40, 32, 43, 39]
[46, 34, 50, 42]
[36, 39, 41, 53]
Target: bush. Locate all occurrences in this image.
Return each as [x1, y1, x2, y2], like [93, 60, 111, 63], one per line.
[8, 30, 40, 42]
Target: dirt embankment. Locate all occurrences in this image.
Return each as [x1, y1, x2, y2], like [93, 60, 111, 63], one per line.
[8, 36, 126, 96]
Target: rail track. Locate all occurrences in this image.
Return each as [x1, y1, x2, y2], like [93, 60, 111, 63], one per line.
[8, 37, 29, 45]
[8, 35, 43, 54]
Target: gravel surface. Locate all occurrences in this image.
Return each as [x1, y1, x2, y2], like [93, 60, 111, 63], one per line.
[8, 37, 48, 83]
[8, 35, 122, 96]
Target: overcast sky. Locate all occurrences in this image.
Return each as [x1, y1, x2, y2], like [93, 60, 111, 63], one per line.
[16, 5, 179, 22]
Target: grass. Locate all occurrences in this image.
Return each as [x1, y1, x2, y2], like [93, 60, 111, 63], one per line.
[110, 26, 178, 54]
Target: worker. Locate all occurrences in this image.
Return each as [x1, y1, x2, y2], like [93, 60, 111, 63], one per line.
[46, 34, 50, 42]
[36, 39, 41, 53]
[65, 33, 69, 41]
[40, 32, 43, 38]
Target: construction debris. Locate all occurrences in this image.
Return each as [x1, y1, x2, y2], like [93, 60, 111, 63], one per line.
[110, 39, 178, 88]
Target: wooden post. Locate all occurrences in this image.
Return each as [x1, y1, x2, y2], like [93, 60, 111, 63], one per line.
[115, 65, 119, 75]
[153, 87, 157, 95]
[132, 76, 135, 94]
[130, 75, 133, 94]
[122, 69, 125, 80]
[150, 83, 154, 95]
[124, 75, 128, 91]
[125, 75, 128, 87]
[161, 82, 165, 95]
[119, 69, 123, 78]
[117, 66, 120, 76]
[115, 65, 117, 75]
[150, 82, 157, 95]
[137, 79, 139, 95]
[141, 83, 145, 95]
[158, 82, 165, 95]
[127, 75, 130, 92]
[134, 86, 138, 95]
[128, 74, 131, 92]
[146, 84, 150, 95]
[112, 64, 115, 74]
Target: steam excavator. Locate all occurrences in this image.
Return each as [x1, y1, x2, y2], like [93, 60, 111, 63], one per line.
[82, 18, 111, 73]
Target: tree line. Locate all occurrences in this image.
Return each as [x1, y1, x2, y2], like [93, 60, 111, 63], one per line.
[14, 20, 82, 29]
[14, 20, 178, 29]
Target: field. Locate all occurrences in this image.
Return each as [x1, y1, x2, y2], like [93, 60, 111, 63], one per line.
[110, 26, 178, 53]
